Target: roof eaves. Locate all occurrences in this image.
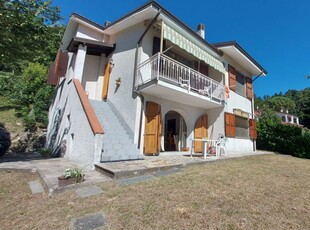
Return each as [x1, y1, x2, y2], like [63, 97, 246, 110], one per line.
[71, 12, 105, 31]
[104, 0, 222, 56]
[213, 41, 267, 75]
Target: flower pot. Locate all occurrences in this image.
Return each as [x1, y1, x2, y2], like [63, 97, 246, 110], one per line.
[58, 175, 84, 186]
[116, 81, 121, 86]
[182, 147, 190, 151]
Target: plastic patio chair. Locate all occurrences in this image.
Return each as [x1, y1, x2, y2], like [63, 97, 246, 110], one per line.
[216, 136, 227, 156]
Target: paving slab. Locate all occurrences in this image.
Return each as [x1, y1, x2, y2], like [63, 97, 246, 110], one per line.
[71, 213, 106, 230]
[95, 151, 274, 180]
[29, 180, 44, 194]
[75, 185, 103, 198]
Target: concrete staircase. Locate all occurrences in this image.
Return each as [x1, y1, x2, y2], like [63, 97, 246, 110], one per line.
[90, 99, 144, 162]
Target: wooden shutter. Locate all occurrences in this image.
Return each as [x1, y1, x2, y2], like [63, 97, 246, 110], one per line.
[249, 119, 257, 139]
[228, 65, 236, 91]
[246, 77, 253, 99]
[102, 63, 112, 100]
[225, 112, 235, 137]
[47, 50, 69, 86]
[194, 114, 208, 153]
[144, 101, 161, 155]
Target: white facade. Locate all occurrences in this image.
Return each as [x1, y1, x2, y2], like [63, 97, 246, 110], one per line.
[47, 1, 266, 167]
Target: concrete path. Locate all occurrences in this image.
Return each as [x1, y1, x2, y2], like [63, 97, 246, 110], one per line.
[0, 153, 113, 195]
[95, 151, 273, 179]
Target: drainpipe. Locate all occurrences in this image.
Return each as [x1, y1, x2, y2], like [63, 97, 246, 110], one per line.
[132, 10, 161, 148]
[251, 71, 264, 151]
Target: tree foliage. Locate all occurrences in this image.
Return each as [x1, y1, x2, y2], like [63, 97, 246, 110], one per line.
[0, 0, 63, 131]
[257, 110, 310, 159]
[12, 63, 54, 130]
[266, 96, 295, 112]
[255, 87, 310, 129]
[0, 0, 64, 71]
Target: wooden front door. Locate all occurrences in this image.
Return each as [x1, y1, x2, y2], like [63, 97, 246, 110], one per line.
[194, 114, 208, 153]
[144, 101, 162, 155]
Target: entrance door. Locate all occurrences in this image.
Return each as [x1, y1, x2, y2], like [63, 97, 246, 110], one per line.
[144, 101, 162, 155]
[194, 114, 208, 153]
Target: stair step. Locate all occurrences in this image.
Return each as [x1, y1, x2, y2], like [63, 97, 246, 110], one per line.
[90, 99, 141, 162]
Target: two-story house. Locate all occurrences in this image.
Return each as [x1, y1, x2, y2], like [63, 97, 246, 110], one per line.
[47, 1, 267, 168]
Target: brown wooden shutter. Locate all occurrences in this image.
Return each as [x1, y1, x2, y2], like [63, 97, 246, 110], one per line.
[194, 114, 208, 153]
[249, 119, 257, 139]
[102, 63, 112, 100]
[47, 50, 69, 86]
[144, 101, 161, 155]
[228, 65, 236, 91]
[225, 112, 236, 137]
[246, 77, 253, 99]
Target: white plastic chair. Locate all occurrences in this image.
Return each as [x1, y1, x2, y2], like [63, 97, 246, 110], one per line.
[216, 137, 227, 156]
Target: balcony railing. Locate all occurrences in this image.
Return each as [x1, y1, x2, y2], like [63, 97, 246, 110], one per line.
[135, 53, 224, 102]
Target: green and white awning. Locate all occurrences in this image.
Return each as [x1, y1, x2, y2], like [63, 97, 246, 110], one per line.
[162, 22, 225, 74]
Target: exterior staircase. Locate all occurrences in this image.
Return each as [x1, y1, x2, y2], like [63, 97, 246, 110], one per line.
[90, 99, 144, 162]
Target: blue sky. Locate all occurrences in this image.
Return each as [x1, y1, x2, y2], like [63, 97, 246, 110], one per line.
[52, 0, 310, 97]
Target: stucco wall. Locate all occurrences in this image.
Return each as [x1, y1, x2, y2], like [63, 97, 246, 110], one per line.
[76, 24, 104, 41]
[141, 94, 225, 152]
[107, 22, 151, 133]
[47, 77, 102, 169]
[221, 54, 254, 152]
[81, 54, 101, 100]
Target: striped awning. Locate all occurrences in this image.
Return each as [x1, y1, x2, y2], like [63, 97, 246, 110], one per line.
[162, 22, 225, 74]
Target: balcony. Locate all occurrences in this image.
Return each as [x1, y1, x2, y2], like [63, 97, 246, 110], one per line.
[135, 53, 225, 108]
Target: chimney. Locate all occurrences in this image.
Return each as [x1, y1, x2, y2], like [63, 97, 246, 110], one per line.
[104, 21, 111, 27]
[197, 23, 205, 39]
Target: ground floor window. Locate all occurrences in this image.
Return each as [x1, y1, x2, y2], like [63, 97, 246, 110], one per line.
[235, 116, 249, 138]
[225, 112, 257, 139]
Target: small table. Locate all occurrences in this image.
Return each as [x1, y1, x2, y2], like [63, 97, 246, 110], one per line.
[190, 139, 219, 159]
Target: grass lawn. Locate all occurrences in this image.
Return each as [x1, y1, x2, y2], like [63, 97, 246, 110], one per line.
[0, 154, 309, 229]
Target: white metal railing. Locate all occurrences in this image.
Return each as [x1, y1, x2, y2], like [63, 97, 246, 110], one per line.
[135, 53, 224, 101]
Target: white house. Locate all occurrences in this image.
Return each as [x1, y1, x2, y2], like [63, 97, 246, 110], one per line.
[46, 1, 267, 168]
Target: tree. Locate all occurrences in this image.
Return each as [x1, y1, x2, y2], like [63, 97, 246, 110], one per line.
[12, 63, 54, 130]
[266, 96, 296, 112]
[0, 0, 64, 71]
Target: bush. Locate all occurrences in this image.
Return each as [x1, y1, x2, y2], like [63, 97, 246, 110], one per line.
[257, 111, 310, 159]
[11, 63, 54, 130]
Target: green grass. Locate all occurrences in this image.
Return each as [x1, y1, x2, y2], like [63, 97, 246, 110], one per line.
[0, 154, 309, 229]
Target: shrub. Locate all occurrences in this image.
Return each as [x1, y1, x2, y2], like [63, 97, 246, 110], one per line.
[257, 111, 310, 159]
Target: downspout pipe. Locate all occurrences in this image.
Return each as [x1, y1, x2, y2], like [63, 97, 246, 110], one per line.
[251, 71, 264, 151]
[132, 10, 161, 148]
[133, 10, 161, 91]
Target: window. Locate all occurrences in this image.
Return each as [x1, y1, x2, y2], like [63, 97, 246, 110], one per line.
[228, 64, 253, 99]
[225, 112, 257, 139]
[236, 72, 246, 96]
[235, 116, 248, 138]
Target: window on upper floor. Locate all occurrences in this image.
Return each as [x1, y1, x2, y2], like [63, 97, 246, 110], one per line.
[236, 71, 246, 96]
[228, 64, 253, 99]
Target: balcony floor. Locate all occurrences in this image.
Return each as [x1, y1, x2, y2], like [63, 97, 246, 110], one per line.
[137, 79, 224, 109]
